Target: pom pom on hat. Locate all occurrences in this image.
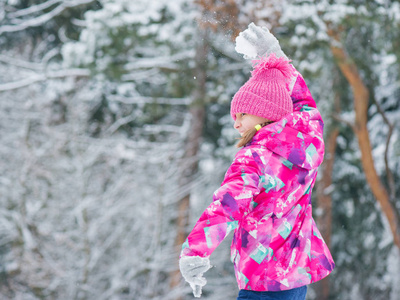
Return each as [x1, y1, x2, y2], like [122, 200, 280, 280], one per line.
[231, 53, 295, 121]
[251, 54, 295, 86]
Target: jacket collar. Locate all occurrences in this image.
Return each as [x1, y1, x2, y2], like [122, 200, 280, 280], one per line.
[249, 108, 324, 170]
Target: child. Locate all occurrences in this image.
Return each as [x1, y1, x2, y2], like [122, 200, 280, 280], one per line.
[179, 23, 335, 300]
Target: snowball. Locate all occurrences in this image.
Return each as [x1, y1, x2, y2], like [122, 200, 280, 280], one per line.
[235, 34, 258, 59]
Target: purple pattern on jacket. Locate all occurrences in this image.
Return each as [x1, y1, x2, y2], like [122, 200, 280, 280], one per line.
[181, 73, 335, 291]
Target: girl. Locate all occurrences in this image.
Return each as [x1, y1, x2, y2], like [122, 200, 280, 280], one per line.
[179, 24, 335, 300]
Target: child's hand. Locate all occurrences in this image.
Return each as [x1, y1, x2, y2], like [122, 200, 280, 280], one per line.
[235, 22, 288, 60]
[179, 256, 211, 298]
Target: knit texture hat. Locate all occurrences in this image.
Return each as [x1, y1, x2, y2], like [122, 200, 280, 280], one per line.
[231, 53, 295, 121]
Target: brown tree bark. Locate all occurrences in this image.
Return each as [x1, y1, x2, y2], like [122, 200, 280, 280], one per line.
[196, 0, 241, 37]
[195, 0, 282, 39]
[327, 27, 400, 250]
[315, 128, 338, 300]
[315, 88, 341, 300]
[170, 28, 208, 297]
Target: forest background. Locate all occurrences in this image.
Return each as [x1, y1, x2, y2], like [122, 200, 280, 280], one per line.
[0, 0, 399, 299]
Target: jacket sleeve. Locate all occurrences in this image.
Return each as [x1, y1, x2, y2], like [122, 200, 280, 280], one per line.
[180, 148, 263, 258]
[290, 70, 317, 111]
[288, 67, 324, 140]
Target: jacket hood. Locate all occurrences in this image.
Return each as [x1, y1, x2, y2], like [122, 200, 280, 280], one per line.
[249, 106, 324, 170]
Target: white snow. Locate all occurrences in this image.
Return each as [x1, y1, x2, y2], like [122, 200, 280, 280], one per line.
[235, 34, 258, 59]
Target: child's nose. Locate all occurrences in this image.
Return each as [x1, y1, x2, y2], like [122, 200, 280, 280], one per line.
[234, 119, 240, 129]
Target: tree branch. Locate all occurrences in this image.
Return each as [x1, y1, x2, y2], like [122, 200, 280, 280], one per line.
[0, 54, 43, 70]
[6, 0, 62, 19]
[326, 22, 400, 249]
[108, 95, 192, 106]
[372, 98, 397, 202]
[0, 68, 90, 92]
[332, 113, 355, 131]
[0, 0, 95, 35]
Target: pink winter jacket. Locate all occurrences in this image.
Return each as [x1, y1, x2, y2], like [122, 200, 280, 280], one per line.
[181, 74, 335, 291]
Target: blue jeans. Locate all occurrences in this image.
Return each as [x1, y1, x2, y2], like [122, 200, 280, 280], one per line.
[236, 286, 307, 300]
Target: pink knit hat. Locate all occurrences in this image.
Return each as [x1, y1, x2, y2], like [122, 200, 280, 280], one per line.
[231, 53, 295, 121]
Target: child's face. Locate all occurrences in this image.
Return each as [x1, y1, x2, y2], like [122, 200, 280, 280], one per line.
[234, 113, 269, 136]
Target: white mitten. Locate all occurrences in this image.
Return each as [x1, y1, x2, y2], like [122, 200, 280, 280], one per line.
[235, 22, 298, 94]
[235, 22, 288, 60]
[179, 256, 211, 298]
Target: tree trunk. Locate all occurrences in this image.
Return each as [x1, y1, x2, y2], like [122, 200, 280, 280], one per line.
[315, 90, 340, 299]
[170, 28, 208, 296]
[327, 28, 400, 250]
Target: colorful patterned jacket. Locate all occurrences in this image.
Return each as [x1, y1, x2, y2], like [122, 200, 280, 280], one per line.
[181, 73, 335, 291]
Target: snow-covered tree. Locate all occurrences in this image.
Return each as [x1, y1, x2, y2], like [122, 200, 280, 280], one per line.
[196, 1, 400, 299]
[1, 1, 399, 299]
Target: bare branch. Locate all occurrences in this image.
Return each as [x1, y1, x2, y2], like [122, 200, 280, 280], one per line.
[332, 113, 355, 131]
[373, 98, 397, 202]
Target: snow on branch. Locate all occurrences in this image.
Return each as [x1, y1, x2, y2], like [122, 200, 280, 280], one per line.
[108, 94, 192, 106]
[0, 68, 90, 92]
[7, 0, 63, 19]
[0, 75, 46, 91]
[0, 0, 95, 35]
[70, 18, 87, 27]
[104, 115, 136, 136]
[71, 135, 178, 153]
[124, 50, 194, 71]
[143, 124, 183, 134]
[0, 54, 43, 70]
